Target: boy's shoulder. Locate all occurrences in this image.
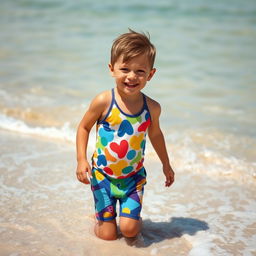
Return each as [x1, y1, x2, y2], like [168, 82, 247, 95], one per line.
[144, 94, 161, 110]
[88, 90, 112, 115]
[91, 90, 112, 106]
[144, 93, 161, 119]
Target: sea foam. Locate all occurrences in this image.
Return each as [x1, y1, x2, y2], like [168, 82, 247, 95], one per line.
[0, 113, 75, 143]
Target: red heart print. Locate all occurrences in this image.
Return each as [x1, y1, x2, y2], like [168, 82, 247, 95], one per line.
[104, 167, 113, 175]
[110, 140, 128, 158]
[138, 118, 151, 132]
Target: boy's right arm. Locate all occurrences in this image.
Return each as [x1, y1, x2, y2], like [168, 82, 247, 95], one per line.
[76, 91, 109, 184]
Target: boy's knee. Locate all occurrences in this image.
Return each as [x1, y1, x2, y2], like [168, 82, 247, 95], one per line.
[121, 228, 138, 238]
[98, 231, 117, 241]
[95, 226, 117, 240]
[94, 220, 118, 241]
[120, 219, 140, 238]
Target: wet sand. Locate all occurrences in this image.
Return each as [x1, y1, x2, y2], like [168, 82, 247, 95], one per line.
[0, 130, 255, 255]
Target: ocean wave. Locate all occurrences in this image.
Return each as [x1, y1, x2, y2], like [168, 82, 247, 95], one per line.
[0, 113, 75, 143]
[166, 130, 256, 184]
[1, 113, 255, 183]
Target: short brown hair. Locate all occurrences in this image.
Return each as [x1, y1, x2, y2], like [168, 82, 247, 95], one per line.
[110, 29, 156, 69]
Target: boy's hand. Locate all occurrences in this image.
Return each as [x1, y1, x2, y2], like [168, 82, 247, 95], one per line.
[163, 165, 175, 187]
[76, 159, 92, 185]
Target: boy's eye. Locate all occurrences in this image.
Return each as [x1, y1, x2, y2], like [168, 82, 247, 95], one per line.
[137, 70, 145, 74]
[120, 68, 129, 72]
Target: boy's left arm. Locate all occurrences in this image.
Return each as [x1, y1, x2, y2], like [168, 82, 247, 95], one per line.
[148, 100, 175, 187]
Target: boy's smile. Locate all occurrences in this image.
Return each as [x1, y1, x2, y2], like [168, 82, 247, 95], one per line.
[109, 54, 156, 96]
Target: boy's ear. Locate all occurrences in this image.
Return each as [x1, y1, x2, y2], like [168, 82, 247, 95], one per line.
[147, 68, 156, 81]
[108, 64, 114, 76]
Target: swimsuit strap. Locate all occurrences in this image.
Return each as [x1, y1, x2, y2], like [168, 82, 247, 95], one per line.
[112, 88, 150, 117]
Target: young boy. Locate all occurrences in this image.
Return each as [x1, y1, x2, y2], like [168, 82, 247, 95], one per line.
[76, 29, 175, 241]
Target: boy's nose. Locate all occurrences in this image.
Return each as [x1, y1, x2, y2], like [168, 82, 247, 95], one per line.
[127, 71, 137, 80]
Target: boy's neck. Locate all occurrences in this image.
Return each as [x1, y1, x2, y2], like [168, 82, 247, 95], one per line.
[114, 87, 144, 115]
[115, 87, 143, 103]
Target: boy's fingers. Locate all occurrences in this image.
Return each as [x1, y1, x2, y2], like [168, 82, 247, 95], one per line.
[82, 175, 90, 184]
[165, 174, 174, 187]
[77, 169, 90, 184]
[84, 170, 91, 184]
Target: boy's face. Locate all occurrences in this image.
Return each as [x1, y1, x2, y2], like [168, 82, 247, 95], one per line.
[109, 54, 156, 96]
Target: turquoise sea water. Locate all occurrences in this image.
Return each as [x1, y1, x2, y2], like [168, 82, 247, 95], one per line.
[1, 1, 256, 255]
[1, 0, 256, 134]
[1, 0, 256, 163]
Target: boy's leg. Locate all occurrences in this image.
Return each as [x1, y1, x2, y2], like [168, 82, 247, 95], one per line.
[91, 168, 118, 240]
[94, 218, 118, 240]
[119, 217, 142, 238]
[118, 168, 146, 238]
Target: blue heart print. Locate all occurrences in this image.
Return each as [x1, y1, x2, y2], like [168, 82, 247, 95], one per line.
[122, 166, 134, 174]
[118, 120, 134, 137]
[97, 154, 107, 166]
[99, 127, 114, 144]
[127, 150, 136, 160]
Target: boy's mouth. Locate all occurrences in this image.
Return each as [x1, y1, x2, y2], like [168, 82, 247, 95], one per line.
[124, 83, 139, 88]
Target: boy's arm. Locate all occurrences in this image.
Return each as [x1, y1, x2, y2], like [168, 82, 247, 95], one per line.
[147, 98, 175, 187]
[76, 91, 109, 184]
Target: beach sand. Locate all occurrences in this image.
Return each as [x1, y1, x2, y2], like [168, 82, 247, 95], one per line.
[1, 129, 255, 256]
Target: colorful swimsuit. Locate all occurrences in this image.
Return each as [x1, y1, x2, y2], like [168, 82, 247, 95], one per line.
[90, 88, 151, 221]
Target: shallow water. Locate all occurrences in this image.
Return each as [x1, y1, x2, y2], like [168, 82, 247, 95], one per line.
[1, 0, 256, 255]
[0, 130, 255, 255]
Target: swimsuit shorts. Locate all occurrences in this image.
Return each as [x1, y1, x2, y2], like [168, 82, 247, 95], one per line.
[90, 167, 147, 221]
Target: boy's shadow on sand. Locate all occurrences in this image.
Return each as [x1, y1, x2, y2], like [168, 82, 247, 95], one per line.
[139, 217, 209, 247]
